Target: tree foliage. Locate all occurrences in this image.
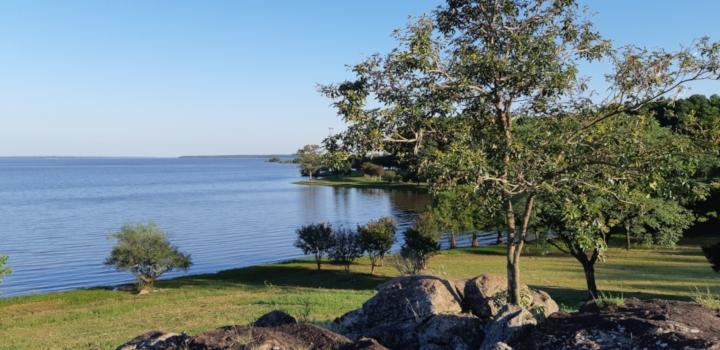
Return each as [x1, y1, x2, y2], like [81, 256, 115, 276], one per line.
[358, 217, 396, 274]
[105, 223, 192, 292]
[328, 228, 364, 272]
[322, 0, 720, 303]
[294, 223, 334, 270]
[296, 144, 324, 178]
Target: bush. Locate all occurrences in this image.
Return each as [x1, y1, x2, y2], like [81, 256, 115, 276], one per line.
[294, 223, 334, 270]
[328, 228, 364, 272]
[382, 170, 400, 183]
[398, 228, 441, 274]
[360, 162, 385, 178]
[0, 255, 10, 289]
[105, 223, 192, 292]
[358, 217, 396, 274]
[702, 242, 720, 272]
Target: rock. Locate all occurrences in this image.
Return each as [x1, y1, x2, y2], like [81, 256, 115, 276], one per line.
[253, 310, 297, 327]
[417, 313, 484, 350]
[334, 275, 463, 349]
[520, 298, 720, 350]
[187, 323, 352, 350]
[461, 274, 558, 321]
[481, 305, 537, 350]
[116, 331, 188, 350]
[341, 337, 390, 350]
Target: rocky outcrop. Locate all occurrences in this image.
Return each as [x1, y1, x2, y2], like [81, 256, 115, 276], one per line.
[253, 309, 297, 327]
[116, 331, 188, 350]
[334, 274, 557, 349]
[516, 298, 720, 350]
[480, 305, 537, 350]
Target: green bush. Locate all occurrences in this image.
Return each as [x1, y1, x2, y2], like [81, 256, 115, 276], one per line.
[295, 223, 334, 270]
[360, 162, 385, 178]
[328, 228, 363, 272]
[382, 170, 400, 183]
[0, 255, 10, 289]
[398, 228, 441, 274]
[105, 223, 192, 292]
[358, 217, 396, 274]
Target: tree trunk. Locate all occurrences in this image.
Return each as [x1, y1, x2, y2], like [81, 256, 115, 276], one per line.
[471, 232, 478, 248]
[370, 260, 376, 274]
[315, 254, 322, 271]
[625, 223, 631, 250]
[449, 232, 457, 249]
[581, 260, 599, 299]
[505, 198, 521, 304]
[496, 227, 502, 245]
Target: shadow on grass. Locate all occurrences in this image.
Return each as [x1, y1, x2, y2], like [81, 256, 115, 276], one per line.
[530, 285, 694, 308]
[157, 260, 391, 291]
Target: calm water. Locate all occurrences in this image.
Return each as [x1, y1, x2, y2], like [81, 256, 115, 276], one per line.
[0, 157, 434, 297]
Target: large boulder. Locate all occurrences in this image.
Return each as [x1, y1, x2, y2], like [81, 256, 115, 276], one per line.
[253, 310, 297, 327]
[461, 274, 558, 322]
[335, 275, 463, 349]
[116, 331, 188, 350]
[518, 298, 720, 350]
[417, 313, 484, 350]
[480, 305, 538, 350]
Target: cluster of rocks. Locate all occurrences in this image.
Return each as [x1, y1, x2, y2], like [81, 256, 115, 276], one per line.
[117, 274, 720, 350]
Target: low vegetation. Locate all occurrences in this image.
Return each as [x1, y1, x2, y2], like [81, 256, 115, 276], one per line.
[0, 255, 10, 289]
[105, 223, 192, 293]
[0, 241, 718, 350]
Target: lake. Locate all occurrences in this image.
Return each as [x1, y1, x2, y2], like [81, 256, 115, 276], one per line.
[0, 157, 435, 297]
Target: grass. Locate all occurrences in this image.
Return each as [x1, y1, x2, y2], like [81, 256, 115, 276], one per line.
[0, 240, 718, 349]
[293, 173, 426, 191]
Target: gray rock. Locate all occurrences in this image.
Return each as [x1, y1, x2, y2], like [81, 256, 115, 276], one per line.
[461, 274, 558, 322]
[417, 313, 484, 350]
[116, 331, 188, 350]
[253, 310, 297, 327]
[481, 305, 537, 350]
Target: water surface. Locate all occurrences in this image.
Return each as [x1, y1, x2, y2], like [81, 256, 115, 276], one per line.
[0, 157, 434, 297]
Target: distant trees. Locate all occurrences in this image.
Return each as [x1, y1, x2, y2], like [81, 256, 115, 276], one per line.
[329, 228, 364, 272]
[294, 223, 334, 270]
[297, 144, 324, 179]
[105, 223, 192, 293]
[358, 217, 396, 274]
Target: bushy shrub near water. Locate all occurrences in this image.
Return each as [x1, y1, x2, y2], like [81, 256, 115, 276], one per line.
[358, 217, 396, 274]
[328, 228, 364, 272]
[397, 228, 441, 274]
[294, 223, 335, 270]
[105, 223, 192, 293]
[382, 170, 401, 183]
[360, 162, 385, 178]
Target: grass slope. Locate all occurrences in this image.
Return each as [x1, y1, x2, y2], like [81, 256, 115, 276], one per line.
[294, 174, 426, 191]
[0, 241, 718, 349]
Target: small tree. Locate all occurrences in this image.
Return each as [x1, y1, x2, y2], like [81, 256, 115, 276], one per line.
[297, 144, 324, 179]
[294, 223, 334, 270]
[0, 255, 11, 289]
[400, 228, 441, 274]
[703, 242, 720, 272]
[358, 217, 396, 274]
[360, 162, 385, 178]
[328, 228, 364, 272]
[105, 223, 192, 292]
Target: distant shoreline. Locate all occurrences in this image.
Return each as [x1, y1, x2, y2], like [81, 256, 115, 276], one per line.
[179, 154, 293, 159]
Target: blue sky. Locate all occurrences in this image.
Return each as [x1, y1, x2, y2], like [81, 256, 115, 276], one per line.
[0, 1, 719, 157]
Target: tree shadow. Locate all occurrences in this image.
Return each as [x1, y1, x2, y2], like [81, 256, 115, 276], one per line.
[530, 285, 695, 308]
[157, 260, 391, 291]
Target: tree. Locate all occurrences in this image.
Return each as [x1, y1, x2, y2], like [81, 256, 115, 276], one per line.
[360, 162, 385, 178]
[0, 255, 10, 289]
[105, 223, 192, 292]
[295, 223, 334, 270]
[358, 217, 396, 274]
[322, 0, 720, 304]
[328, 228, 364, 272]
[297, 144, 324, 179]
[703, 242, 720, 272]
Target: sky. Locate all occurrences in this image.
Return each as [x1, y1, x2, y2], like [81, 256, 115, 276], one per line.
[0, 1, 719, 157]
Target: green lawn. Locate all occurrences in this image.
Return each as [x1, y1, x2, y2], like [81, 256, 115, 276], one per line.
[294, 173, 426, 191]
[0, 240, 718, 350]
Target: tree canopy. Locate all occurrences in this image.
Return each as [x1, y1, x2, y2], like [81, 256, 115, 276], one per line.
[322, 0, 720, 303]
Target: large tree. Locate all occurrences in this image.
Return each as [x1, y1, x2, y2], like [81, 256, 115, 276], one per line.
[296, 144, 324, 179]
[323, 0, 720, 303]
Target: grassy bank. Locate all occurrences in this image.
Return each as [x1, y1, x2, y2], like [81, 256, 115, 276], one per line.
[1, 241, 718, 349]
[294, 173, 426, 191]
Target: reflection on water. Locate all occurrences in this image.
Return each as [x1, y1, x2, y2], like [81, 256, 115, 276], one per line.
[0, 157, 430, 297]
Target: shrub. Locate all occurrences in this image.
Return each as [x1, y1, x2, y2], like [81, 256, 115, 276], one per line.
[360, 162, 385, 178]
[105, 223, 192, 293]
[398, 228, 441, 274]
[328, 228, 363, 272]
[382, 170, 399, 183]
[0, 255, 10, 289]
[358, 217, 396, 274]
[294, 223, 334, 270]
[702, 242, 720, 272]
[691, 286, 720, 309]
